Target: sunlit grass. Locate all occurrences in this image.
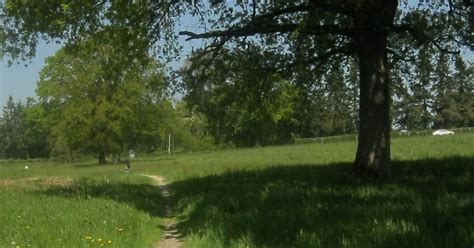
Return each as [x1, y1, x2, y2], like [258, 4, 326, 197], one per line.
[132, 133, 474, 181]
[0, 175, 162, 247]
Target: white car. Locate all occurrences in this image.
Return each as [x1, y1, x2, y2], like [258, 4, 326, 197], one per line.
[432, 129, 454, 136]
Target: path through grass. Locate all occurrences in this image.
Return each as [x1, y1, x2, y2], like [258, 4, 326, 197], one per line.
[144, 175, 183, 248]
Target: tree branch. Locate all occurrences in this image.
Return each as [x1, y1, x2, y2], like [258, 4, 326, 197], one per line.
[387, 47, 416, 63]
[179, 23, 299, 41]
[180, 22, 352, 41]
[244, 1, 351, 22]
[186, 37, 231, 84]
[392, 24, 460, 54]
[282, 43, 355, 74]
[180, 1, 354, 41]
[254, 4, 310, 20]
[308, 0, 354, 16]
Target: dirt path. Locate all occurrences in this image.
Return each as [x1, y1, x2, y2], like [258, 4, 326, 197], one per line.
[143, 175, 183, 248]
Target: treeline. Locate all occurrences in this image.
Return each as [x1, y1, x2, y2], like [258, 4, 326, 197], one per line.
[392, 51, 474, 130]
[1, 44, 473, 160]
[0, 95, 211, 161]
[0, 42, 212, 162]
[181, 44, 473, 147]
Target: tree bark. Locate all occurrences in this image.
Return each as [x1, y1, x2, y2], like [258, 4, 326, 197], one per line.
[352, 1, 397, 179]
[98, 150, 107, 165]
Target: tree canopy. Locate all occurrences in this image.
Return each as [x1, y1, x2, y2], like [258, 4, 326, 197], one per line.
[35, 40, 169, 163]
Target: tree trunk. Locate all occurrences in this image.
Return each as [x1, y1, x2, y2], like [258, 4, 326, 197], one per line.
[98, 150, 107, 164]
[352, 1, 397, 179]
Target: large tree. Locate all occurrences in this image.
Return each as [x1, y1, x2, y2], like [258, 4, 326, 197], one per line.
[36, 42, 168, 164]
[1, 1, 473, 177]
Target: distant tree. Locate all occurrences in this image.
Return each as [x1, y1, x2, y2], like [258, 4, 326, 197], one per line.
[321, 60, 356, 136]
[412, 47, 435, 129]
[182, 45, 299, 146]
[452, 54, 474, 126]
[346, 58, 360, 133]
[23, 97, 51, 158]
[170, 101, 216, 151]
[0, 96, 27, 159]
[433, 53, 461, 128]
[36, 43, 168, 164]
[288, 53, 323, 138]
[391, 59, 410, 130]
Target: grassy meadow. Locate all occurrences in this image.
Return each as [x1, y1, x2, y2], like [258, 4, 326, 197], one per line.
[0, 133, 473, 247]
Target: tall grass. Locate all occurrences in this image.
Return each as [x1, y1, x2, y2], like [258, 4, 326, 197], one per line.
[0, 175, 163, 247]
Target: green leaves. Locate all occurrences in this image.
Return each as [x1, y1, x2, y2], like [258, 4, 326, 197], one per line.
[181, 44, 302, 146]
[36, 41, 169, 161]
[0, 96, 28, 159]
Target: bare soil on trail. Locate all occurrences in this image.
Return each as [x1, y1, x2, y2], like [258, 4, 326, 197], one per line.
[143, 175, 183, 248]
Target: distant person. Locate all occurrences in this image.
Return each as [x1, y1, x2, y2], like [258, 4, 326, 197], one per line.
[125, 159, 131, 173]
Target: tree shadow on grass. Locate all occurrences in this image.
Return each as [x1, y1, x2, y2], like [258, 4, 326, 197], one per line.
[170, 156, 474, 248]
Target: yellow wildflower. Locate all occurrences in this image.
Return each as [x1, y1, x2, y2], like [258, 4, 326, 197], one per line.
[98, 238, 102, 242]
[108, 240, 112, 244]
[85, 236, 92, 240]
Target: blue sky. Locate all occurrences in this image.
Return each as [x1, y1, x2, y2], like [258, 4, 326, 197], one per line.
[1, 41, 61, 107]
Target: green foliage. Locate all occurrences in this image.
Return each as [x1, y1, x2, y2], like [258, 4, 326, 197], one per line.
[171, 101, 216, 151]
[23, 98, 52, 158]
[181, 45, 363, 147]
[318, 60, 357, 136]
[0, 96, 28, 159]
[452, 55, 474, 127]
[0, 96, 52, 159]
[392, 48, 474, 131]
[36, 42, 169, 162]
[1, 0, 159, 63]
[399, 47, 434, 130]
[433, 53, 462, 128]
[181, 45, 301, 147]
